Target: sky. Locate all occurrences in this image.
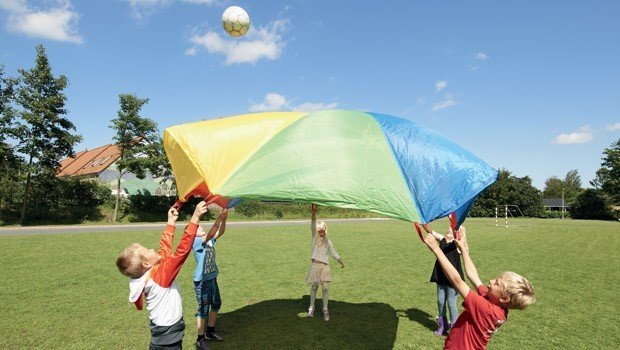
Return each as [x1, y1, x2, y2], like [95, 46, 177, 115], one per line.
[0, 0, 618, 190]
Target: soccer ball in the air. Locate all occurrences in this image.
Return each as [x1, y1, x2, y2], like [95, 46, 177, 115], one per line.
[222, 6, 250, 37]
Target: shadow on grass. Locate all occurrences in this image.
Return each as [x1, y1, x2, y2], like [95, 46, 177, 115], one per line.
[213, 295, 398, 349]
[404, 308, 436, 331]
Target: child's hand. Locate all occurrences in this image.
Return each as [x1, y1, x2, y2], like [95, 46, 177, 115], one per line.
[311, 204, 318, 213]
[422, 223, 431, 233]
[455, 229, 468, 250]
[338, 258, 345, 268]
[423, 233, 440, 251]
[191, 201, 208, 224]
[167, 207, 179, 224]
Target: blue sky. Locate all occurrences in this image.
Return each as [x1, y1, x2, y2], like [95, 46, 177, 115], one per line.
[1, 0, 618, 190]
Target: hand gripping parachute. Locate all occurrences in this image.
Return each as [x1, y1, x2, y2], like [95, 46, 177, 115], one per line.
[163, 110, 498, 239]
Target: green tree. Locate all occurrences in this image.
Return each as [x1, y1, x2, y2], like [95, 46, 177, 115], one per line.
[563, 169, 582, 203]
[542, 170, 582, 204]
[109, 93, 165, 221]
[569, 189, 613, 220]
[13, 45, 82, 224]
[0, 65, 22, 223]
[471, 169, 544, 217]
[591, 139, 620, 205]
[542, 176, 563, 198]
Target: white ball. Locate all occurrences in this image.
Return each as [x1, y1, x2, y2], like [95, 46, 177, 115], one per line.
[222, 6, 250, 37]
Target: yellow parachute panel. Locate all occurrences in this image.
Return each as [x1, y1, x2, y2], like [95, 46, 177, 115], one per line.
[163, 112, 307, 201]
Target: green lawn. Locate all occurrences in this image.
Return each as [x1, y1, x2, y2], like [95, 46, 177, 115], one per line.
[1, 218, 618, 349]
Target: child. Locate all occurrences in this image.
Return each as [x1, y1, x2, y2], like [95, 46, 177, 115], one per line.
[192, 206, 229, 350]
[422, 228, 535, 350]
[423, 223, 465, 336]
[116, 202, 208, 350]
[306, 204, 345, 321]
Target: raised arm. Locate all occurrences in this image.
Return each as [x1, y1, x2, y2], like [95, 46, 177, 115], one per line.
[213, 209, 228, 240]
[423, 233, 470, 298]
[310, 204, 317, 238]
[422, 223, 445, 242]
[158, 207, 180, 258]
[455, 230, 483, 288]
[153, 202, 207, 287]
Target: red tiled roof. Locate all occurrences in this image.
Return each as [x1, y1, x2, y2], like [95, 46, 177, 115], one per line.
[57, 143, 121, 177]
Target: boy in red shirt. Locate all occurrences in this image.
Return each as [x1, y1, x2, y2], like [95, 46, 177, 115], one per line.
[423, 228, 535, 350]
[116, 202, 209, 350]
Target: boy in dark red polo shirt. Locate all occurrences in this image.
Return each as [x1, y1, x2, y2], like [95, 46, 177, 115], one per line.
[423, 228, 535, 350]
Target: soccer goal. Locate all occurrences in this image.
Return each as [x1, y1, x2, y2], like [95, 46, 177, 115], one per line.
[495, 205, 530, 228]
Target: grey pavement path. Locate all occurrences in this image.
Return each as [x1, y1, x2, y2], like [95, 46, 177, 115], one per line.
[0, 218, 390, 236]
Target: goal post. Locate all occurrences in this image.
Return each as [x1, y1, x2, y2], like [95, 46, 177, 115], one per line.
[495, 205, 527, 228]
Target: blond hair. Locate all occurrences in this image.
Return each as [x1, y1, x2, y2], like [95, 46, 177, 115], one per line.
[316, 221, 327, 232]
[116, 243, 146, 278]
[500, 271, 535, 310]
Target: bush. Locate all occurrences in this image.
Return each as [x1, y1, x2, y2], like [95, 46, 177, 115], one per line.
[540, 211, 569, 219]
[569, 189, 614, 220]
[236, 200, 263, 218]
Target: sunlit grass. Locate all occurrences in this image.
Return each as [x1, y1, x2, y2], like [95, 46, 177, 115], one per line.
[0, 218, 618, 349]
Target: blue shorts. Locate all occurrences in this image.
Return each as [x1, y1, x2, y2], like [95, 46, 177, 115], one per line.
[194, 278, 221, 318]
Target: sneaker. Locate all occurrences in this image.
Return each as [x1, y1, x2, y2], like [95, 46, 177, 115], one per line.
[322, 309, 330, 321]
[205, 332, 223, 341]
[307, 307, 315, 317]
[196, 336, 210, 350]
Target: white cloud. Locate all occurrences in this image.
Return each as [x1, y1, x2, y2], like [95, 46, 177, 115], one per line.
[0, 0, 82, 43]
[605, 122, 620, 131]
[124, 0, 216, 21]
[552, 125, 594, 144]
[187, 20, 289, 65]
[0, 0, 27, 12]
[125, 0, 171, 22]
[249, 93, 337, 112]
[435, 80, 447, 92]
[431, 98, 457, 112]
[249, 93, 289, 112]
[474, 52, 488, 60]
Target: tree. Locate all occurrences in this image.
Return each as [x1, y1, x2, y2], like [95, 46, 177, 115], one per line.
[569, 189, 613, 220]
[0, 65, 19, 166]
[591, 139, 620, 205]
[0, 65, 22, 223]
[542, 176, 563, 198]
[471, 169, 544, 217]
[563, 169, 582, 203]
[542, 170, 583, 204]
[13, 45, 82, 224]
[109, 93, 165, 221]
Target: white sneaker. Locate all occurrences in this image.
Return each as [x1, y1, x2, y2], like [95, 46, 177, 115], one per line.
[322, 309, 330, 321]
[307, 308, 315, 317]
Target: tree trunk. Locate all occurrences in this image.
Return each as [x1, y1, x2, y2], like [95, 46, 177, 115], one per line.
[19, 156, 34, 225]
[113, 173, 122, 221]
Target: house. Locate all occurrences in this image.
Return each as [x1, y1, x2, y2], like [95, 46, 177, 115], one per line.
[542, 198, 569, 212]
[57, 143, 174, 196]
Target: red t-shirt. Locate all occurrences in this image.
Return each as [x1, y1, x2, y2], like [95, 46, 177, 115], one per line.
[444, 285, 508, 350]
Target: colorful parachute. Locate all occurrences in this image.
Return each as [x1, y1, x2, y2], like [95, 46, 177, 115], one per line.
[163, 110, 498, 227]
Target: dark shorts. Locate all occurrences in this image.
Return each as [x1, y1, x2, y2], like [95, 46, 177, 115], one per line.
[194, 278, 221, 318]
[149, 317, 185, 350]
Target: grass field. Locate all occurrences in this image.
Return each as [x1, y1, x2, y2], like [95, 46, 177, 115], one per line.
[1, 218, 618, 349]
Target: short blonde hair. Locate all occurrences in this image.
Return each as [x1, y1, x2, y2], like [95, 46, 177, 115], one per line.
[116, 243, 146, 278]
[500, 271, 535, 310]
[316, 221, 327, 232]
